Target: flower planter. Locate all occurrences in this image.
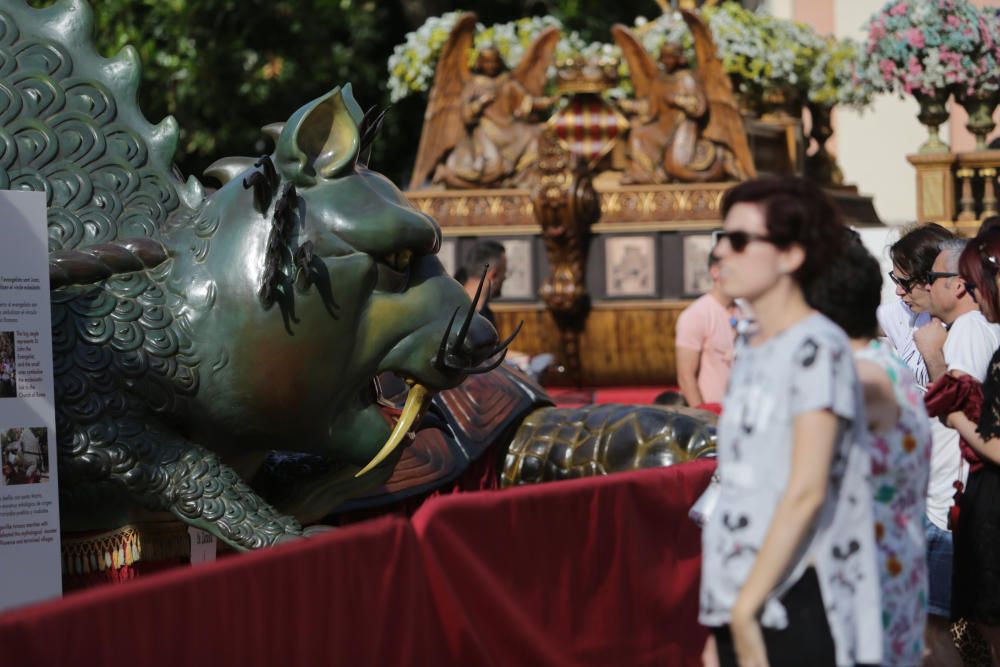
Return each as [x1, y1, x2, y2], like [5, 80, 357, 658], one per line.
[915, 89, 952, 154]
[958, 89, 1000, 150]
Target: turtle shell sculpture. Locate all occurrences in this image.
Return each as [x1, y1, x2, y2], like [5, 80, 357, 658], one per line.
[1, 0, 715, 552]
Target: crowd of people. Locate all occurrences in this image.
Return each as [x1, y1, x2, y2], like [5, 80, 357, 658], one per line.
[0, 332, 14, 398]
[685, 176, 1000, 667]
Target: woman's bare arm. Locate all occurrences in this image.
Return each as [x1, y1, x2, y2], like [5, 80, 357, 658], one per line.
[947, 411, 1000, 465]
[857, 358, 900, 435]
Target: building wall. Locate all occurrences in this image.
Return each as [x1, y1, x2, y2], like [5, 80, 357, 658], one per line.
[832, 0, 926, 225]
[760, 0, 1000, 225]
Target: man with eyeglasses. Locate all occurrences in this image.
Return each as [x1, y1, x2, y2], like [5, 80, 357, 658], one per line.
[917, 236, 1000, 666]
[922, 238, 1000, 386]
[880, 224, 954, 386]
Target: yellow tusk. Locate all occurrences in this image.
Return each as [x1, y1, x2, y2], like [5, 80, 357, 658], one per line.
[354, 383, 432, 478]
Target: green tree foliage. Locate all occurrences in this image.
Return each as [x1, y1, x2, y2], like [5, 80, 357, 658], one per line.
[30, 0, 411, 181]
[29, 0, 680, 186]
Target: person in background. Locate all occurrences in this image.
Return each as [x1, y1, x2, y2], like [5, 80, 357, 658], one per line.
[942, 228, 1000, 663]
[456, 240, 508, 328]
[921, 238, 1000, 387]
[700, 177, 880, 667]
[809, 235, 932, 666]
[456, 240, 551, 379]
[923, 237, 1000, 667]
[881, 224, 965, 666]
[879, 223, 954, 386]
[675, 251, 737, 407]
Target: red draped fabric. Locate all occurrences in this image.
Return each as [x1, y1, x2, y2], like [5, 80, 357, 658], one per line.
[0, 460, 714, 667]
[413, 461, 714, 666]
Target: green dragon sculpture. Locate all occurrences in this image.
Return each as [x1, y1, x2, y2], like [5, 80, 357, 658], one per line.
[2, 0, 715, 555]
[2, 0, 513, 550]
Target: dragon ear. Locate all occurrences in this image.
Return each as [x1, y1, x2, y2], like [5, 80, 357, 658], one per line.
[275, 85, 362, 185]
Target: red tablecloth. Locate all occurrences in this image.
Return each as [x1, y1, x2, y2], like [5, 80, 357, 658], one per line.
[0, 460, 715, 667]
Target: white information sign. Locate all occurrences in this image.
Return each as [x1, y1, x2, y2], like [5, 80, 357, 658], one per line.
[188, 527, 217, 565]
[0, 190, 61, 612]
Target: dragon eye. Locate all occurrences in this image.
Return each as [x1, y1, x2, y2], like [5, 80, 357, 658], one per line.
[389, 250, 411, 272]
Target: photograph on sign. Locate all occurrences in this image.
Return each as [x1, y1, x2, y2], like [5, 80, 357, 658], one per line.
[2, 427, 49, 486]
[605, 236, 656, 297]
[0, 331, 14, 398]
[499, 239, 534, 299]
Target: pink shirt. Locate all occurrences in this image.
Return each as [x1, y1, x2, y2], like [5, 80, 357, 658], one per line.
[675, 293, 735, 404]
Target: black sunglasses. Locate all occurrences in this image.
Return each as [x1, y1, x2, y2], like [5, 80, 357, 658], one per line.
[925, 270, 958, 284]
[965, 281, 978, 300]
[887, 270, 921, 293]
[713, 230, 776, 253]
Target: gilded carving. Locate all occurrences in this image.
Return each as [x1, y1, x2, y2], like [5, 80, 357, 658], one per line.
[409, 13, 560, 190]
[612, 11, 755, 185]
[406, 192, 537, 227]
[532, 128, 600, 381]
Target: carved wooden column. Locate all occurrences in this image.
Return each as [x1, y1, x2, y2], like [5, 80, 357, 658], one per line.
[956, 167, 977, 223]
[531, 127, 600, 385]
[981, 167, 998, 219]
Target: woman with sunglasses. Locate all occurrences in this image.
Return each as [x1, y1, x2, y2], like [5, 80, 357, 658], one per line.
[942, 227, 1000, 660]
[699, 177, 880, 667]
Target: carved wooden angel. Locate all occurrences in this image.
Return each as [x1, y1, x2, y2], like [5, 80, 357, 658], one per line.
[409, 13, 561, 190]
[612, 10, 755, 184]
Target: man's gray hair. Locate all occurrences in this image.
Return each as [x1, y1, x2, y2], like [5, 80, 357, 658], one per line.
[939, 238, 968, 274]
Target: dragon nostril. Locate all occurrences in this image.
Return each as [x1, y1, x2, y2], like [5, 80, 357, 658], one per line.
[435, 264, 521, 375]
[435, 308, 507, 374]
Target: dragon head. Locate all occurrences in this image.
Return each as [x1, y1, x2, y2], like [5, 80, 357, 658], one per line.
[168, 85, 507, 480]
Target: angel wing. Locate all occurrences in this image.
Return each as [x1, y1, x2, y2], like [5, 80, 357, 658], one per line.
[681, 10, 756, 178]
[611, 24, 660, 101]
[511, 26, 560, 96]
[409, 13, 477, 190]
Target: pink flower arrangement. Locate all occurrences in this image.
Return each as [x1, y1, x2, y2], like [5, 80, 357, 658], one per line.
[861, 0, 1000, 97]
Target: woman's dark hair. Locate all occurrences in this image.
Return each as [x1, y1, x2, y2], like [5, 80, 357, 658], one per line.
[720, 176, 847, 288]
[959, 227, 1000, 317]
[889, 223, 953, 280]
[807, 233, 881, 339]
[979, 216, 1000, 235]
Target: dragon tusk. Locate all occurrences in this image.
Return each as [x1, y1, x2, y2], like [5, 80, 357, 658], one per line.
[354, 382, 432, 478]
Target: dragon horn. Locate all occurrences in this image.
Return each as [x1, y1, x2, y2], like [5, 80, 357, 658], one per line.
[452, 265, 488, 354]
